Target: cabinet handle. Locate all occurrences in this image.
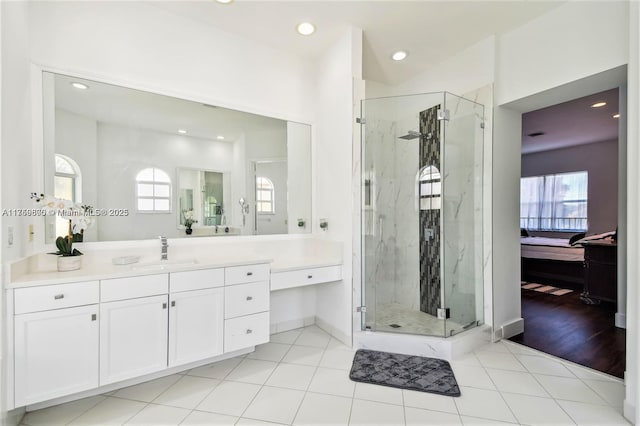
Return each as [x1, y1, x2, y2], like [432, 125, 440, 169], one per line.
[91, 314, 97, 321]
[246, 272, 253, 276]
[162, 303, 167, 309]
[54, 294, 65, 300]
[171, 301, 176, 307]
[246, 296, 253, 301]
[246, 329, 253, 334]
[307, 275, 313, 279]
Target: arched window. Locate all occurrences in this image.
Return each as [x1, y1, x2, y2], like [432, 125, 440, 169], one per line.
[136, 168, 171, 213]
[417, 165, 441, 210]
[55, 154, 82, 237]
[256, 177, 275, 214]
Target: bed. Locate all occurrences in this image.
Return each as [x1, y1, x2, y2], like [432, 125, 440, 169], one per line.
[520, 236, 585, 289]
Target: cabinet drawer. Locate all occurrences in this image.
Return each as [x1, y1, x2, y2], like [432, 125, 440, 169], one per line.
[15, 281, 99, 315]
[225, 282, 269, 319]
[225, 264, 270, 286]
[224, 312, 269, 352]
[271, 265, 342, 291]
[170, 268, 224, 293]
[101, 274, 168, 302]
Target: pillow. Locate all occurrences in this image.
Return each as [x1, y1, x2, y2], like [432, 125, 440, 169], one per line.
[569, 232, 586, 245]
[571, 230, 616, 246]
[520, 228, 529, 237]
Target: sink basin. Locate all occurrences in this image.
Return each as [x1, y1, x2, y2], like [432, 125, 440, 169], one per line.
[131, 260, 198, 271]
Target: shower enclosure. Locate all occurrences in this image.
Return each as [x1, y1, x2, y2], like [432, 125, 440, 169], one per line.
[360, 92, 484, 338]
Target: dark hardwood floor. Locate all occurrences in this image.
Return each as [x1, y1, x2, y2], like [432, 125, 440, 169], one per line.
[509, 289, 626, 378]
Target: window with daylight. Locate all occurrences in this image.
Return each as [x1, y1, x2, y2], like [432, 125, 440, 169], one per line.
[54, 154, 82, 237]
[520, 171, 588, 232]
[136, 168, 172, 213]
[256, 177, 275, 214]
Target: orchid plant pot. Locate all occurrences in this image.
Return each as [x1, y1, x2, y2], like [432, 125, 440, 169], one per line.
[57, 255, 82, 272]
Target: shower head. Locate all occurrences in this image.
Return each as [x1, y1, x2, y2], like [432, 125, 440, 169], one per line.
[398, 130, 431, 141]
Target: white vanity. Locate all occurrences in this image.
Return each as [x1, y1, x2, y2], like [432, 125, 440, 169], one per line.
[5, 239, 343, 411]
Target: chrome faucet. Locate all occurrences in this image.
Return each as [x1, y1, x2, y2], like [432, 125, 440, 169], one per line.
[159, 236, 168, 260]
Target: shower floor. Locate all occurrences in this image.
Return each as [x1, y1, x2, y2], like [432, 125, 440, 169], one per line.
[367, 302, 462, 336]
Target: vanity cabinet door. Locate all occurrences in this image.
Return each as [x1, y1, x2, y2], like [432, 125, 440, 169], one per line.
[14, 305, 99, 407]
[168, 287, 224, 367]
[100, 295, 168, 385]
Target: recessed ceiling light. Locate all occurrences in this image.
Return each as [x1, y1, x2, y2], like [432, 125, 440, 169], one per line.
[217, 135, 225, 140]
[215, 0, 234, 4]
[178, 129, 187, 134]
[591, 102, 607, 108]
[613, 113, 620, 118]
[296, 22, 315, 36]
[392, 51, 408, 61]
[71, 82, 89, 90]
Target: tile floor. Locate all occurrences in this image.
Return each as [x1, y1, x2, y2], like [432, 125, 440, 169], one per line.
[20, 325, 629, 426]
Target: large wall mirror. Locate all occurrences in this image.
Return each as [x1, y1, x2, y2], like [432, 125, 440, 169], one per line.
[42, 72, 312, 242]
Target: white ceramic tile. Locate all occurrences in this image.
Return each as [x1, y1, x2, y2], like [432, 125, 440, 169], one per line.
[281, 345, 325, 366]
[405, 407, 462, 425]
[502, 342, 542, 356]
[402, 389, 458, 414]
[22, 396, 106, 426]
[583, 379, 625, 409]
[293, 392, 352, 426]
[124, 403, 190, 425]
[453, 352, 482, 367]
[265, 363, 316, 390]
[113, 374, 182, 402]
[354, 382, 403, 405]
[557, 399, 631, 425]
[270, 329, 303, 344]
[308, 367, 355, 397]
[486, 368, 549, 397]
[196, 381, 261, 417]
[327, 337, 353, 351]
[246, 342, 292, 362]
[451, 364, 496, 390]
[515, 354, 576, 377]
[460, 416, 518, 425]
[501, 392, 574, 425]
[474, 351, 526, 372]
[235, 418, 285, 426]
[349, 399, 405, 425]
[243, 386, 305, 425]
[153, 376, 219, 409]
[225, 359, 278, 385]
[294, 326, 331, 348]
[453, 387, 517, 423]
[565, 363, 622, 383]
[319, 347, 356, 370]
[68, 397, 146, 426]
[187, 358, 243, 380]
[181, 410, 238, 426]
[474, 342, 510, 354]
[534, 374, 607, 405]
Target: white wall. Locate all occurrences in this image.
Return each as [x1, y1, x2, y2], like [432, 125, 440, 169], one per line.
[314, 27, 363, 343]
[96, 123, 234, 241]
[496, 1, 629, 106]
[287, 122, 312, 234]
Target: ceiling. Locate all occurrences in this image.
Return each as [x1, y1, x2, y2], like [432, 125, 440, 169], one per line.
[53, 73, 286, 142]
[152, 1, 564, 86]
[522, 88, 620, 154]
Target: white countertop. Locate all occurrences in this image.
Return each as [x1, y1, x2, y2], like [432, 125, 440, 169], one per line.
[6, 238, 343, 289]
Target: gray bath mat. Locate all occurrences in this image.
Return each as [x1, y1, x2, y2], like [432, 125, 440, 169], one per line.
[349, 349, 460, 397]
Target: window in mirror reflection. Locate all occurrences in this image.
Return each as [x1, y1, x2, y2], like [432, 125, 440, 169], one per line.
[256, 177, 275, 214]
[54, 154, 81, 236]
[136, 167, 172, 213]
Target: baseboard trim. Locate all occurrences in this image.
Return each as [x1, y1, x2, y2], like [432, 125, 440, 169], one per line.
[315, 316, 351, 346]
[501, 318, 525, 339]
[269, 316, 315, 335]
[2, 407, 25, 426]
[615, 312, 627, 329]
[623, 399, 635, 424]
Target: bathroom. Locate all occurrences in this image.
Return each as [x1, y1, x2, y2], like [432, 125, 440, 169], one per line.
[1, 1, 638, 425]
